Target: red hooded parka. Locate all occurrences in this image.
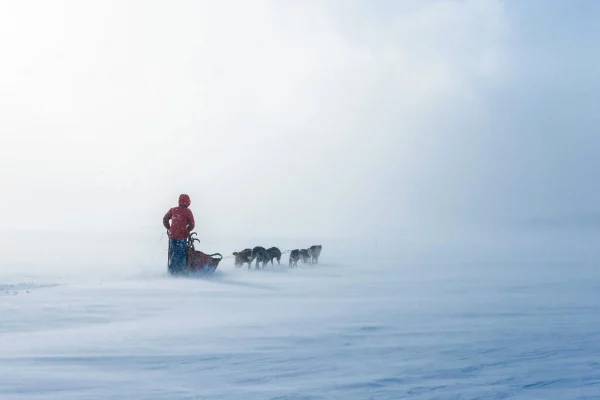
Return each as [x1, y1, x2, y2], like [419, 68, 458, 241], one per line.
[163, 194, 195, 240]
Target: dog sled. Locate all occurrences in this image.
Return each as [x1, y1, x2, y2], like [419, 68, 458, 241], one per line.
[168, 232, 223, 275]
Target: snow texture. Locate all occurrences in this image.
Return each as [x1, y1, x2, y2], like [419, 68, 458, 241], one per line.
[1, 236, 599, 400]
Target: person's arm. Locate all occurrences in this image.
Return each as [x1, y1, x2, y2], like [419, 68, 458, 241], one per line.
[163, 209, 172, 230]
[187, 210, 195, 232]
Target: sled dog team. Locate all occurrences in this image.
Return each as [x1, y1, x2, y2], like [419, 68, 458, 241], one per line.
[163, 194, 323, 272]
[233, 245, 322, 269]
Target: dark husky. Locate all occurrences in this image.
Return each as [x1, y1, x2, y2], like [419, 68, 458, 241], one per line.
[299, 249, 310, 264]
[308, 245, 322, 264]
[266, 247, 282, 265]
[289, 249, 300, 267]
[251, 246, 269, 269]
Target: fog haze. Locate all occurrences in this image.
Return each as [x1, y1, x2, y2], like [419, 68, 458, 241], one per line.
[1, 0, 598, 244]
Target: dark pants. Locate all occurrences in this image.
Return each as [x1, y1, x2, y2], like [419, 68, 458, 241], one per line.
[169, 239, 187, 274]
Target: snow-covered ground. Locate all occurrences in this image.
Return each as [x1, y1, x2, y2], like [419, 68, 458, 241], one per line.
[1, 234, 599, 399]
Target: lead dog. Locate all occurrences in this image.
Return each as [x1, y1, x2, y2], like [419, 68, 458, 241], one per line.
[308, 245, 322, 264]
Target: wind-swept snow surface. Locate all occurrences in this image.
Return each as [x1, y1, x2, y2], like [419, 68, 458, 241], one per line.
[1, 240, 599, 399]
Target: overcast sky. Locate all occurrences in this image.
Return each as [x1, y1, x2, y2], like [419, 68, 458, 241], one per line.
[1, 0, 598, 241]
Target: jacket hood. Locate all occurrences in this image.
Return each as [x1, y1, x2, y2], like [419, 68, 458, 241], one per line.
[178, 194, 191, 208]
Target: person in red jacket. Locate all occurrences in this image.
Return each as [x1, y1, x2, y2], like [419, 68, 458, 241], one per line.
[163, 194, 195, 274]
